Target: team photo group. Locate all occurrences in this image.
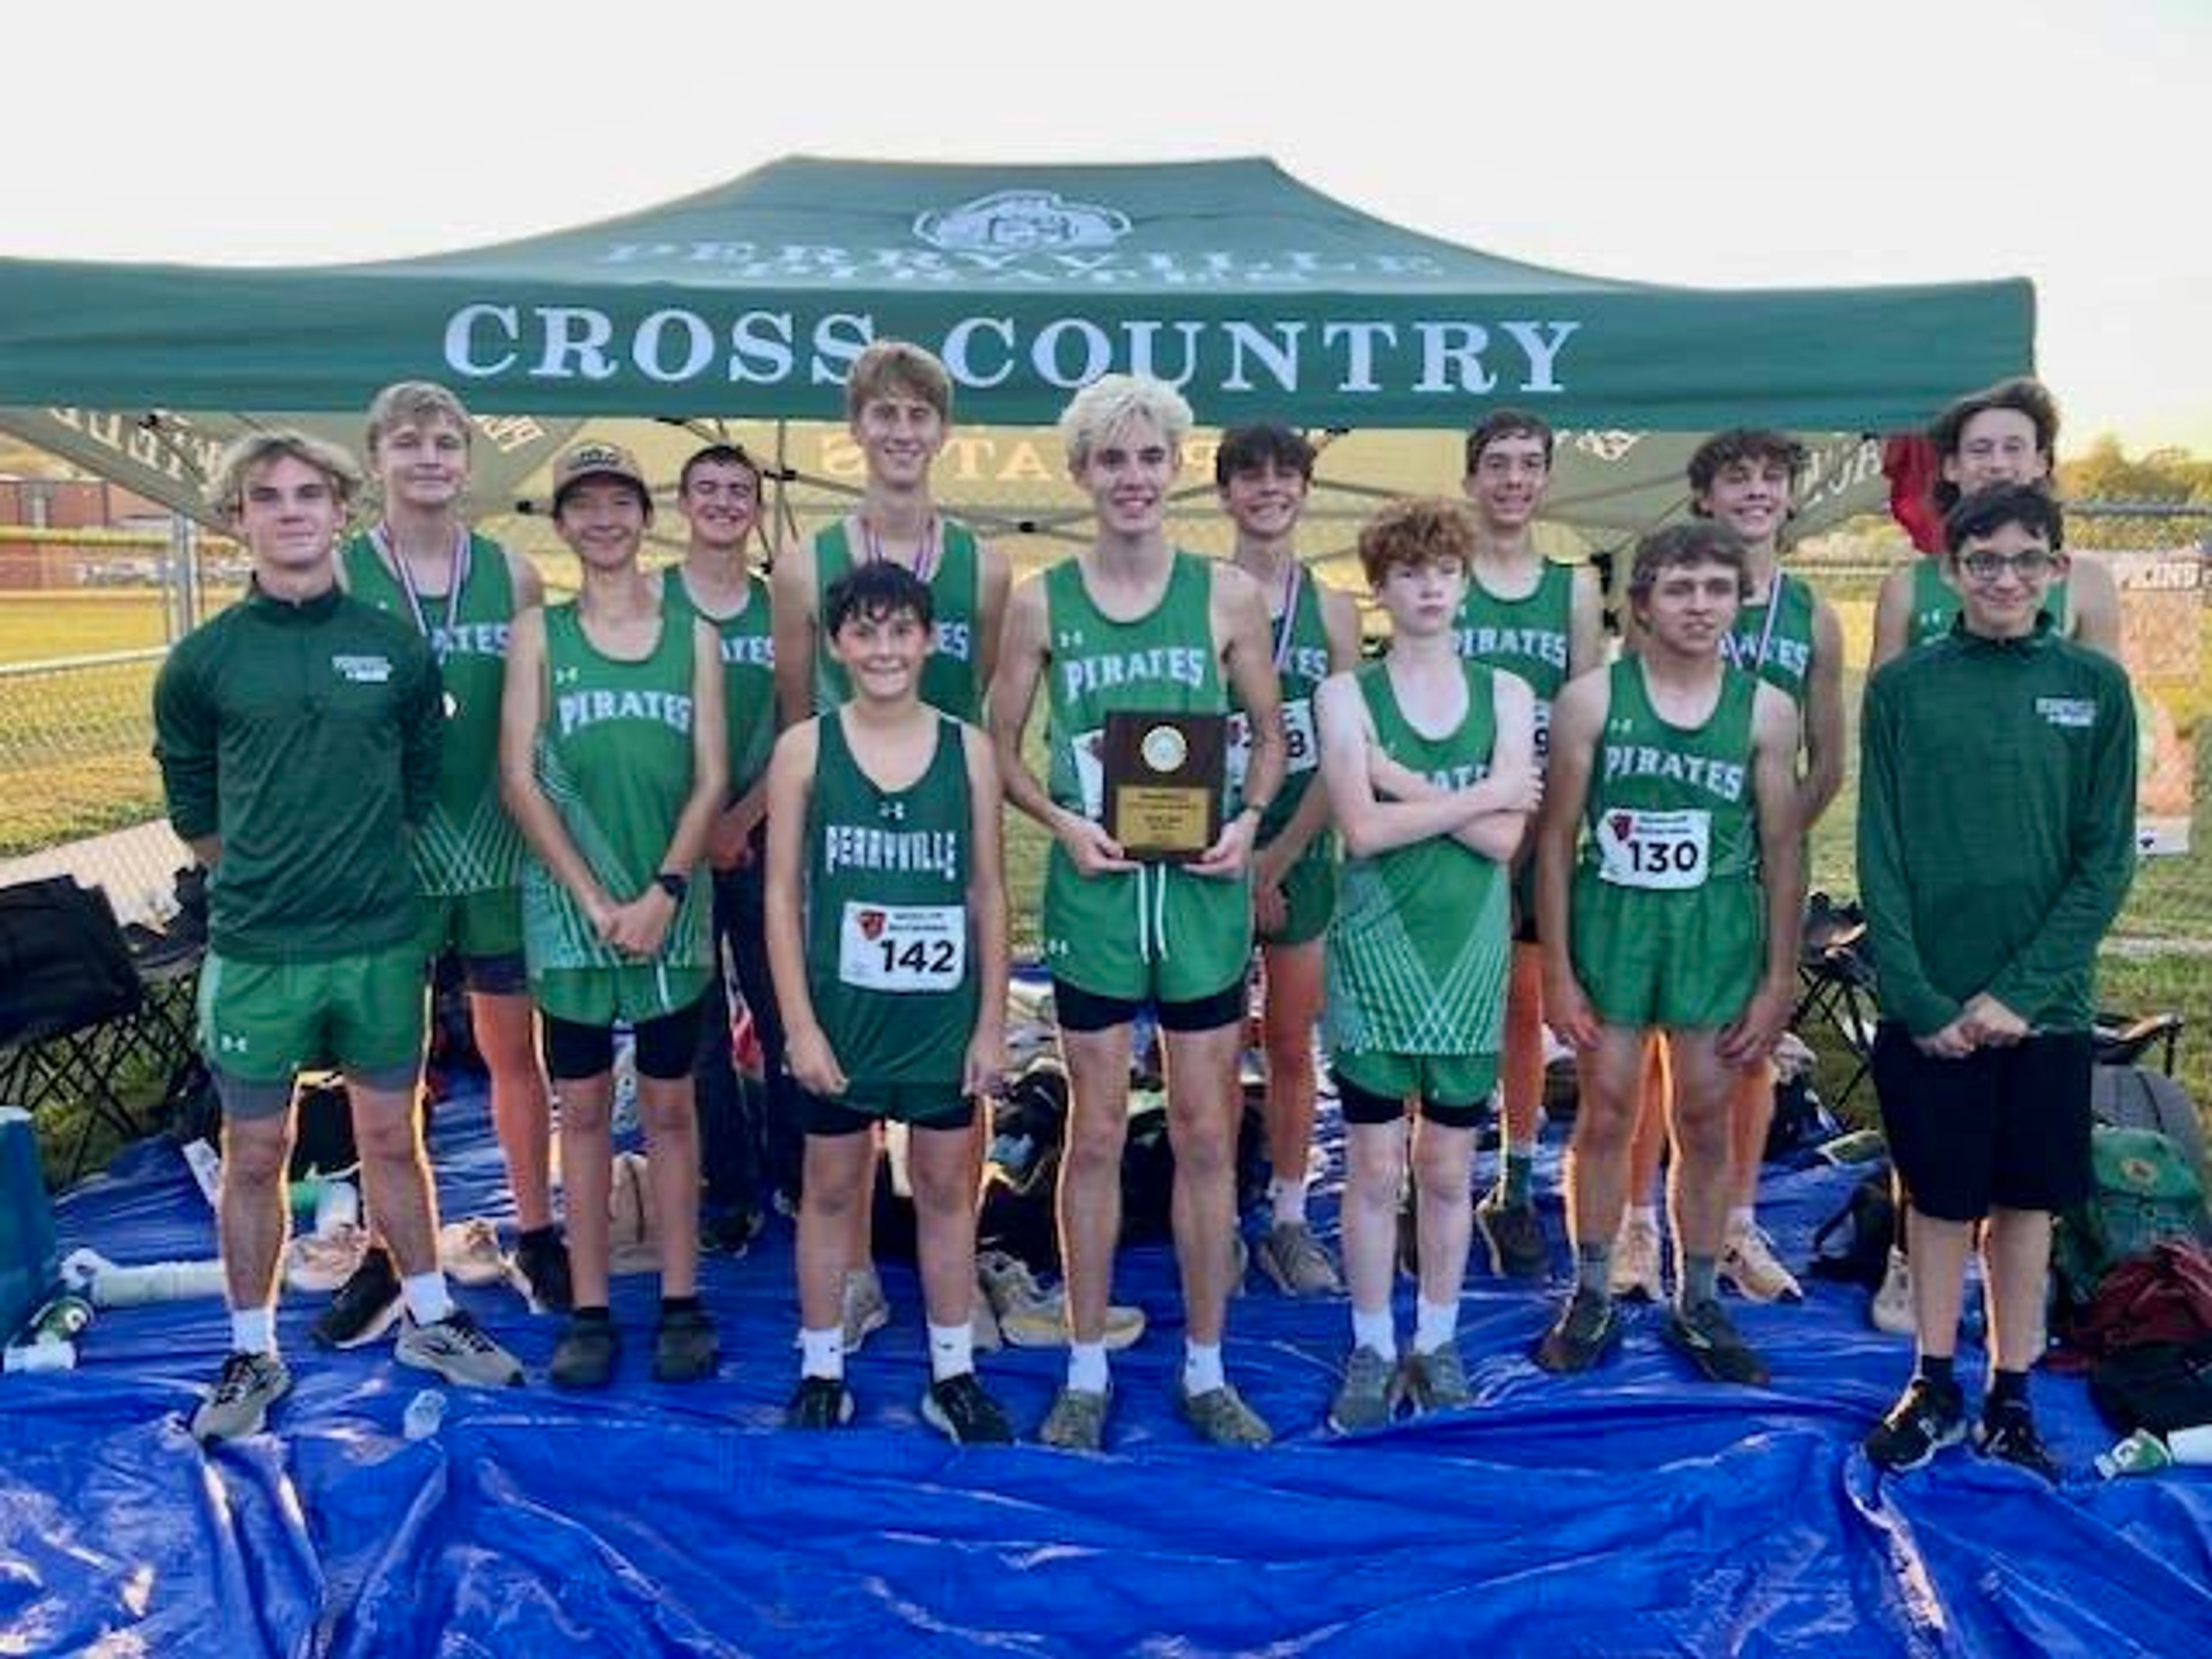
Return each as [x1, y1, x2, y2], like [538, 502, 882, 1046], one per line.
[156, 342, 2138, 1479]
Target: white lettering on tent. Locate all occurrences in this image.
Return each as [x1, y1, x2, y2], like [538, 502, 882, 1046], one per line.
[1415, 323, 1497, 393]
[943, 318, 1017, 388]
[635, 310, 715, 383]
[1124, 320, 1205, 388]
[535, 308, 618, 382]
[729, 312, 794, 383]
[1502, 322, 1579, 393]
[1321, 323, 1396, 392]
[1221, 323, 1304, 392]
[812, 314, 873, 386]
[445, 305, 520, 377]
[1033, 320, 1113, 388]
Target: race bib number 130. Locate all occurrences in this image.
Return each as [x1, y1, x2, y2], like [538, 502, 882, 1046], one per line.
[1595, 808, 1710, 891]
[838, 903, 966, 991]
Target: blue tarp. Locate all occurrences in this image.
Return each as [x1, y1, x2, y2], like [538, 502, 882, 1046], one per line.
[4, 1082, 2210, 1658]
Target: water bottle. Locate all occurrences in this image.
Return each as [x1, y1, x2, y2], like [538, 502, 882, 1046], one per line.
[402, 1388, 446, 1441]
[2095, 1429, 2173, 1478]
[181, 1139, 222, 1209]
[26, 1292, 93, 1345]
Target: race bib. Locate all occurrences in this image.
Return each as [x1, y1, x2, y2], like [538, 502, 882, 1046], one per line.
[1226, 698, 1319, 793]
[1595, 808, 1710, 891]
[838, 903, 966, 992]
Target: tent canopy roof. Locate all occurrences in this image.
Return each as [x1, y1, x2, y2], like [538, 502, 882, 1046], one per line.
[0, 154, 2031, 429]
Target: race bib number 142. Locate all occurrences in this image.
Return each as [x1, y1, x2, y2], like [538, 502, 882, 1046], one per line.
[838, 903, 966, 991]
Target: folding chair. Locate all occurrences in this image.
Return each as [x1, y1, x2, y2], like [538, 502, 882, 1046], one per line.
[0, 877, 203, 1181]
[1791, 892, 1879, 1112]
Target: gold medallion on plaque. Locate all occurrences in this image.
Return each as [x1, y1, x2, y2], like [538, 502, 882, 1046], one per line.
[1104, 710, 1225, 863]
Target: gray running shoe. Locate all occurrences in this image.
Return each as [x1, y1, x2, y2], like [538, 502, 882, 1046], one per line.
[1664, 1296, 1770, 1387]
[1175, 1378, 1274, 1448]
[396, 1309, 525, 1388]
[1255, 1221, 1344, 1297]
[1326, 1344, 1401, 1434]
[1533, 1286, 1623, 1374]
[191, 1350, 292, 1442]
[1037, 1384, 1111, 1452]
[1474, 1194, 1550, 1281]
[978, 1251, 1145, 1350]
[1400, 1343, 1475, 1413]
[921, 1372, 1015, 1445]
[842, 1267, 891, 1353]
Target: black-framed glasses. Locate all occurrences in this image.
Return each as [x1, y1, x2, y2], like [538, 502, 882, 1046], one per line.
[1959, 550, 2056, 582]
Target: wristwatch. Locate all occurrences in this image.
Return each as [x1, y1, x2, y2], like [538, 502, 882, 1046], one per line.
[653, 870, 689, 903]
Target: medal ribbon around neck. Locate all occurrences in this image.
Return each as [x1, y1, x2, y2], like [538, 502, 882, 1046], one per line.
[1270, 559, 1303, 675]
[859, 512, 940, 585]
[1720, 570, 1785, 676]
[372, 522, 472, 663]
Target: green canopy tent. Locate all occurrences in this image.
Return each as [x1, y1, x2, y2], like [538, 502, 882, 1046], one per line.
[0, 154, 2029, 554]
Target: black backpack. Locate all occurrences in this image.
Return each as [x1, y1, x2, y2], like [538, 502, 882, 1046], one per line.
[1807, 1164, 1897, 1291]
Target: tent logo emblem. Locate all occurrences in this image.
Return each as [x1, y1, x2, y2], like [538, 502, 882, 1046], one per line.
[914, 190, 1132, 253]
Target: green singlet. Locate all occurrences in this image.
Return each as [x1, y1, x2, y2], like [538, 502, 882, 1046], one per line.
[662, 565, 777, 801]
[521, 600, 711, 1026]
[1908, 556, 2070, 650]
[341, 530, 523, 895]
[811, 517, 984, 719]
[804, 711, 978, 1102]
[1230, 562, 1336, 945]
[1570, 659, 1764, 1029]
[1039, 551, 1252, 1004]
[1723, 571, 1816, 707]
[1453, 556, 1574, 762]
[1323, 659, 1511, 1092]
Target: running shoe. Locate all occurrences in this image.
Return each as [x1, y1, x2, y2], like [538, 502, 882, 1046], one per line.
[652, 1306, 719, 1384]
[842, 1267, 891, 1353]
[1400, 1343, 1475, 1413]
[1719, 1220, 1804, 1303]
[1253, 1220, 1344, 1296]
[549, 1315, 620, 1391]
[312, 1247, 402, 1350]
[1976, 1405, 2061, 1482]
[1326, 1344, 1400, 1434]
[438, 1218, 510, 1288]
[190, 1350, 291, 1442]
[1663, 1297, 1770, 1386]
[785, 1375, 855, 1430]
[1609, 1214, 1665, 1303]
[285, 1224, 368, 1296]
[1474, 1194, 1550, 1281]
[1036, 1384, 1111, 1452]
[977, 1250, 1145, 1350]
[1864, 1377, 1968, 1472]
[1533, 1286, 1623, 1374]
[1173, 1378, 1273, 1448]
[511, 1229, 574, 1315]
[921, 1372, 1015, 1445]
[397, 1308, 525, 1388]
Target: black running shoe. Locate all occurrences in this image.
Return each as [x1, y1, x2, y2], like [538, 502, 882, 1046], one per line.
[785, 1375, 855, 1430]
[652, 1306, 719, 1384]
[312, 1245, 402, 1350]
[1662, 1297, 1771, 1387]
[511, 1229, 573, 1315]
[1976, 1405, 2060, 1482]
[921, 1372, 1014, 1444]
[701, 1206, 766, 1258]
[1864, 1377, 1968, 1472]
[548, 1314, 620, 1391]
[1533, 1286, 1622, 1374]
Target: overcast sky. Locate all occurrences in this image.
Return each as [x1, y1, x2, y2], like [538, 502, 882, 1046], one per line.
[12, 0, 2206, 450]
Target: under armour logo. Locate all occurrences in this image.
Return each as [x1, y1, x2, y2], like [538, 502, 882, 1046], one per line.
[217, 1032, 249, 1054]
[554, 666, 581, 686]
[1056, 629, 1085, 650]
[880, 800, 907, 820]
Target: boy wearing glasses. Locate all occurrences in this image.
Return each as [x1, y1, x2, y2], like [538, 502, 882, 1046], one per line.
[1858, 483, 2137, 1479]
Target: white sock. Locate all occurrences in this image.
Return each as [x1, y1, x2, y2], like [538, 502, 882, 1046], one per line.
[1066, 1340, 1109, 1395]
[1351, 1305, 1397, 1360]
[401, 1272, 453, 1327]
[1728, 1206, 1756, 1237]
[800, 1325, 845, 1381]
[1270, 1175, 1309, 1227]
[230, 1306, 276, 1355]
[1183, 1340, 1226, 1396]
[927, 1320, 974, 1383]
[1626, 1203, 1660, 1232]
[1414, 1297, 1459, 1355]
